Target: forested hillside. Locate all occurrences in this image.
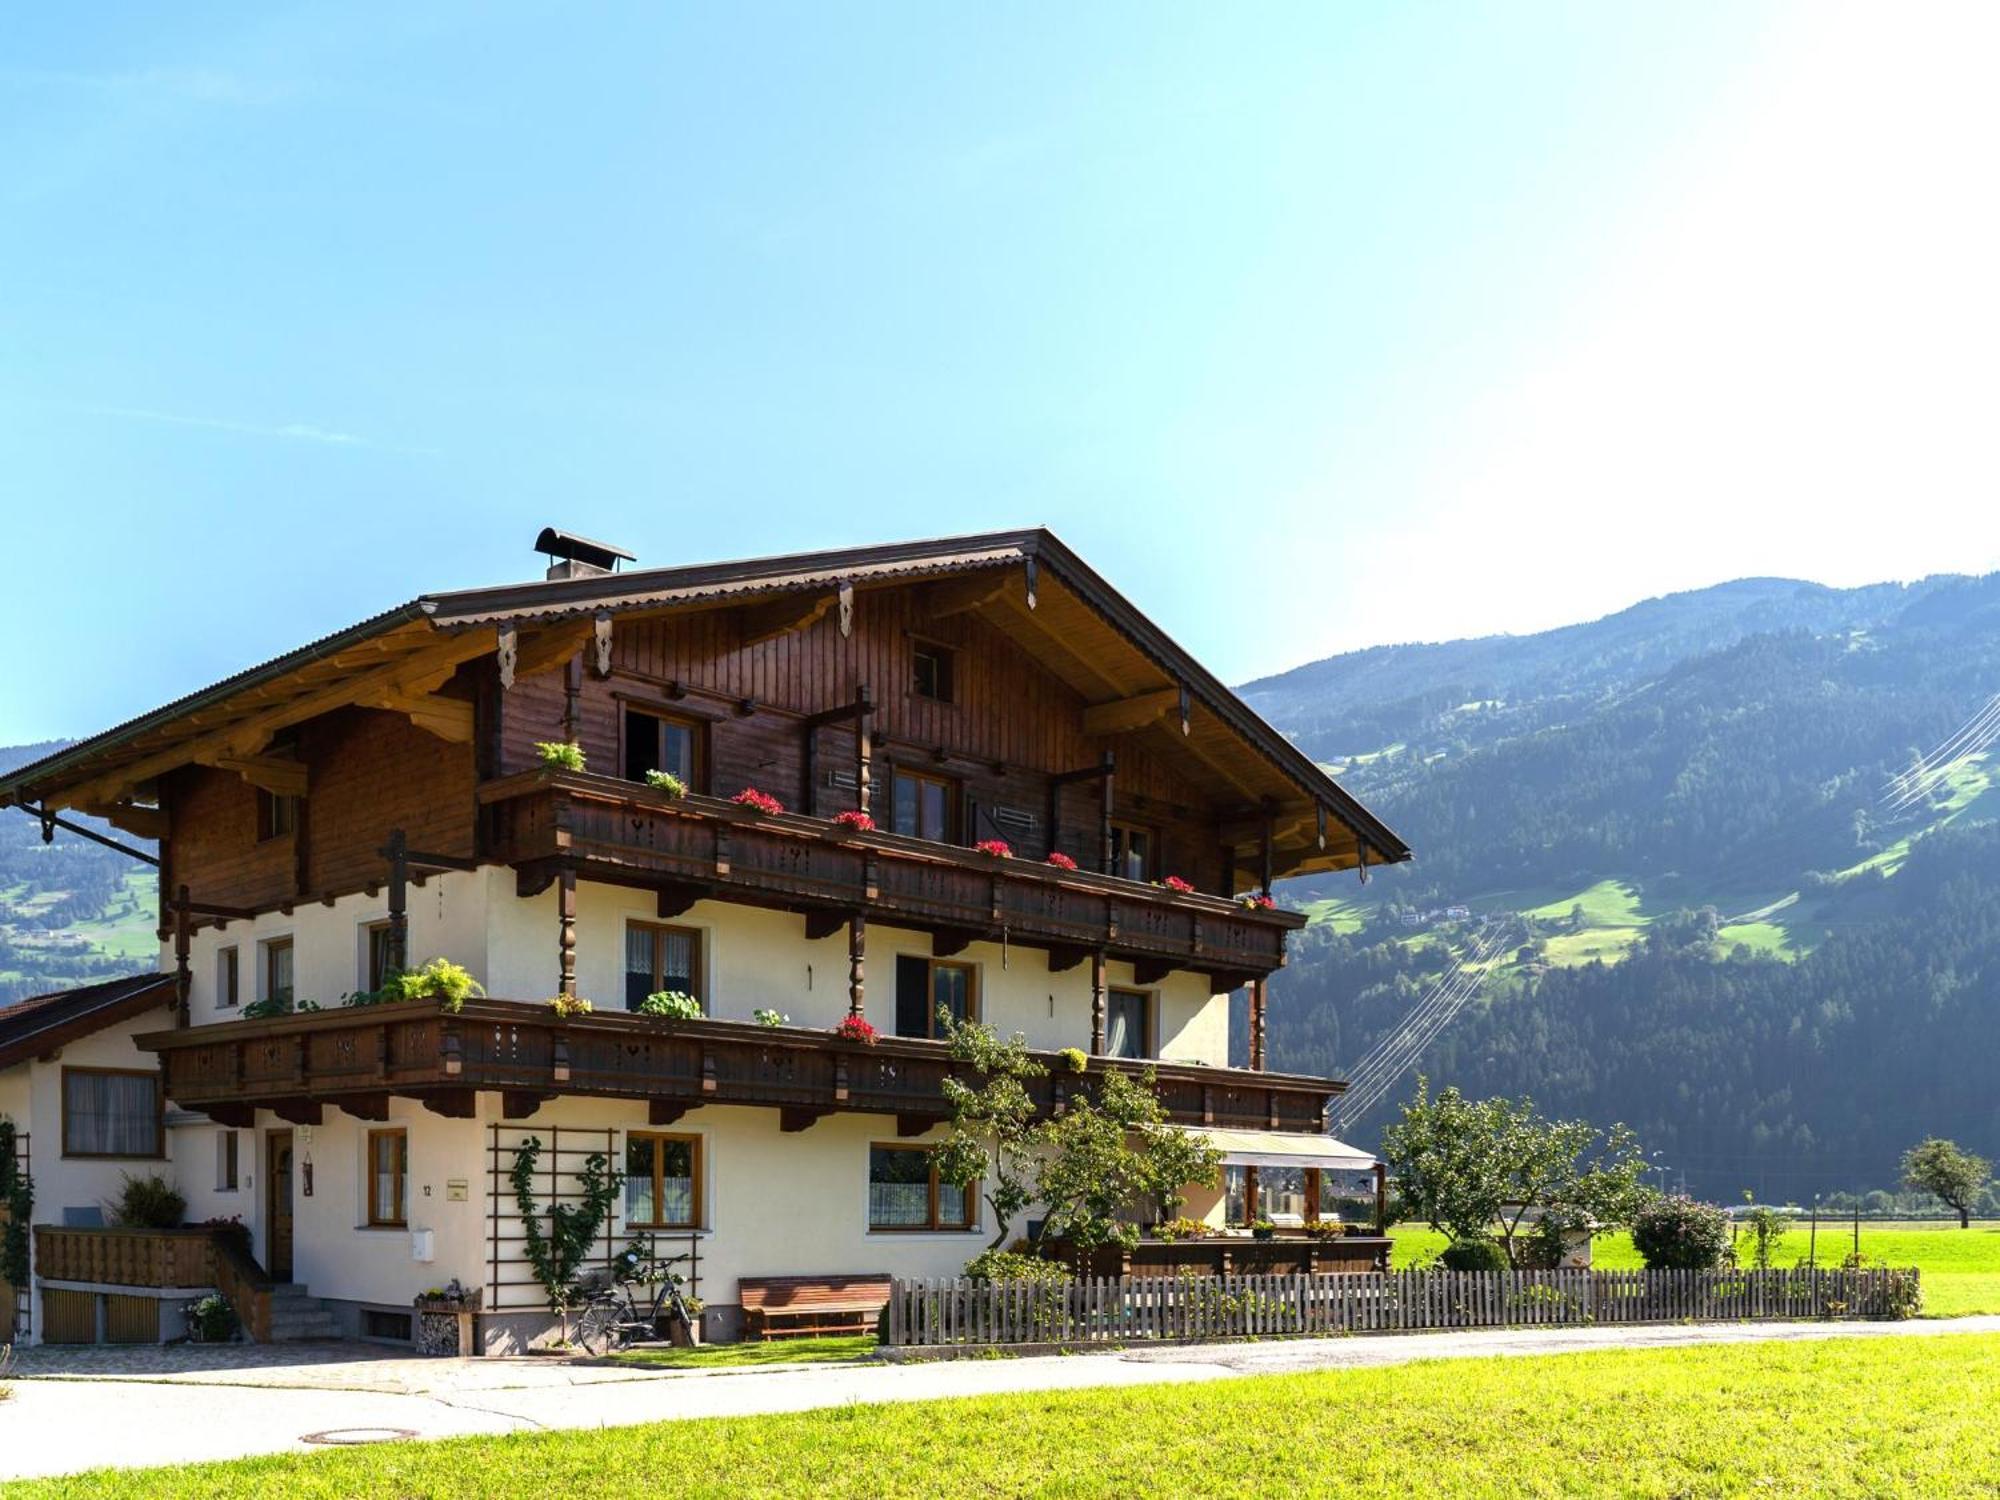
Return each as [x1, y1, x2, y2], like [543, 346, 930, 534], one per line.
[0, 742, 157, 1005]
[1249, 571, 2000, 1200]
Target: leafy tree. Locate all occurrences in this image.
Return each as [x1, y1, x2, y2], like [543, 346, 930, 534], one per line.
[1902, 1137, 1991, 1229]
[1382, 1077, 1653, 1268]
[1033, 1069, 1221, 1262]
[934, 1015, 1046, 1250]
[1631, 1195, 1731, 1269]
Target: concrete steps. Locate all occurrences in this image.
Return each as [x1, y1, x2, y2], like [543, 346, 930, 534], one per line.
[265, 1282, 341, 1341]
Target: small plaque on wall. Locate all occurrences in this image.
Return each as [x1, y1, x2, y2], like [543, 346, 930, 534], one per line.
[446, 1179, 469, 1202]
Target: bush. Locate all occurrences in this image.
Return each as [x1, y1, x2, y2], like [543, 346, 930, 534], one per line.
[184, 1293, 237, 1343]
[108, 1173, 186, 1230]
[1440, 1236, 1509, 1272]
[361, 957, 485, 1012]
[535, 741, 586, 771]
[964, 1249, 1069, 1286]
[1632, 1195, 1732, 1270]
[644, 769, 688, 798]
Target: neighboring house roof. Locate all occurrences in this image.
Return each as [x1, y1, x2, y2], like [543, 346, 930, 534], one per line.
[0, 528, 1409, 875]
[0, 973, 178, 1074]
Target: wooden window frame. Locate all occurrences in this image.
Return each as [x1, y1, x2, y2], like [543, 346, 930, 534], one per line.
[1109, 819, 1158, 881]
[255, 789, 300, 843]
[927, 959, 978, 1038]
[620, 705, 709, 793]
[261, 936, 295, 1006]
[624, 1131, 704, 1230]
[1105, 986, 1156, 1061]
[216, 945, 240, 1009]
[911, 640, 956, 704]
[59, 1066, 165, 1160]
[216, 1129, 240, 1192]
[366, 1128, 408, 1228]
[890, 765, 961, 844]
[867, 1142, 976, 1232]
[624, 920, 706, 1011]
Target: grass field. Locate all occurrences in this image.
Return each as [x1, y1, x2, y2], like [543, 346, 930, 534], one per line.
[1387, 1219, 2000, 1317]
[21, 1333, 2000, 1498]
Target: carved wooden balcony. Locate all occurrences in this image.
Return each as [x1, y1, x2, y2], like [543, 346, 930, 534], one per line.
[139, 998, 1337, 1135]
[477, 770, 1304, 987]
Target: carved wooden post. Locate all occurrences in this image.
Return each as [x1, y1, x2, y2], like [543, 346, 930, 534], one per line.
[172, 883, 192, 1028]
[1098, 750, 1115, 875]
[1249, 977, 1267, 1071]
[855, 684, 873, 817]
[557, 864, 578, 998]
[1243, 1165, 1260, 1227]
[847, 914, 866, 1019]
[1089, 950, 1107, 1054]
[384, 828, 410, 977]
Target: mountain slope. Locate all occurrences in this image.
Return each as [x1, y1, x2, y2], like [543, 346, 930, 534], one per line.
[1254, 571, 2000, 1199]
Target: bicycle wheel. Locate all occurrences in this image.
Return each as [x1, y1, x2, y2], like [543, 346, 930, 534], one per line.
[574, 1299, 620, 1356]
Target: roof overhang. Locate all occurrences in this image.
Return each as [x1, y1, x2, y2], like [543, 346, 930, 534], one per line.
[0, 974, 179, 1073]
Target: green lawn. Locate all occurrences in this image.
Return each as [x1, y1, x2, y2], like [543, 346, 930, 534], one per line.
[605, 1333, 878, 1370]
[23, 1333, 2000, 1497]
[1387, 1219, 2000, 1317]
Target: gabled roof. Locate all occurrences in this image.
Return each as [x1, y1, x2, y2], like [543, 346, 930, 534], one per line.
[0, 528, 1409, 877]
[0, 973, 178, 1073]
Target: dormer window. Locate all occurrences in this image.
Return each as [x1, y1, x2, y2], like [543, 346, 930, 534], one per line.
[912, 642, 955, 703]
[256, 790, 299, 842]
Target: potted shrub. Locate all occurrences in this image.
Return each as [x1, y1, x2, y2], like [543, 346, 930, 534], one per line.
[184, 1293, 238, 1344]
[752, 1008, 789, 1027]
[108, 1173, 186, 1230]
[1056, 1047, 1088, 1074]
[1250, 1219, 1277, 1241]
[644, 769, 688, 798]
[546, 994, 593, 1019]
[833, 1015, 879, 1045]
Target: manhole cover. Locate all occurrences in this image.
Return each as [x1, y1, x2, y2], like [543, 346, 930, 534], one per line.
[300, 1428, 419, 1446]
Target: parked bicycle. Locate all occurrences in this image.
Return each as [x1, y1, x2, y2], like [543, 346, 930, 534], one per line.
[575, 1240, 698, 1355]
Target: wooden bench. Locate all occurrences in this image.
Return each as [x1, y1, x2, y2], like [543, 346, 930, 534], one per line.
[738, 1274, 892, 1340]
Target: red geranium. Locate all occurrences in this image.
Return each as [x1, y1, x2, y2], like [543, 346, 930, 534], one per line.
[1161, 875, 1195, 894]
[975, 838, 1013, 859]
[834, 1015, 879, 1045]
[832, 810, 876, 831]
[1243, 892, 1276, 910]
[1045, 851, 1078, 871]
[731, 788, 785, 816]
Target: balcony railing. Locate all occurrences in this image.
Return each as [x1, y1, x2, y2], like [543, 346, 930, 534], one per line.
[477, 770, 1304, 985]
[141, 998, 1336, 1134]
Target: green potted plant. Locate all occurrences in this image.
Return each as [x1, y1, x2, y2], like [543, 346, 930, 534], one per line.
[638, 991, 702, 1020]
[1251, 1219, 1277, 1241]
[535, 741, 586, 771]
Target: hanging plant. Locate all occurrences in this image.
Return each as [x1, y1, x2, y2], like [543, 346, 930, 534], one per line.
[509, 1137, 623, 1344]
[731, 788, 785, 816]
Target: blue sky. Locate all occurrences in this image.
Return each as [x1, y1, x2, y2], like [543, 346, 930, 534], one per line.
[4, 3, 1995, 744]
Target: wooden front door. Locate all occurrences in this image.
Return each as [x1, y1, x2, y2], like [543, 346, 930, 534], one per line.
[266, 1130, 294, 1282]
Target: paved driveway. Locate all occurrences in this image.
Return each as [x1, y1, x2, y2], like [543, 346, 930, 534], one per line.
[5, 1316, 1998, 1482]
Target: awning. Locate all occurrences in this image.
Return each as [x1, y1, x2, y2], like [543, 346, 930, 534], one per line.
[1183, 1127, 1378, 1172]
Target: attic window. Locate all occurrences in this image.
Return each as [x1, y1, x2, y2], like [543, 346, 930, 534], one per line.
[913, 643, 955, 703]
[256, 790, 299, 842]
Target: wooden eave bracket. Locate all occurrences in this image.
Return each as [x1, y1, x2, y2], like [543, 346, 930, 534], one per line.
[1081, 686, 1182, 737]
[737, 590, 835, 647]
[194, 752, 307, 798]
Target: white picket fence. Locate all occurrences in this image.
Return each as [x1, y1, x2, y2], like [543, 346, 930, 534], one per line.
[885, 1266, 1919, 1348]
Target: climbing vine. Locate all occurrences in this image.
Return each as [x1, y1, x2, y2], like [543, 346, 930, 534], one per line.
[0, 1118, 31, 1297]
[509, 1136, 621, 1342]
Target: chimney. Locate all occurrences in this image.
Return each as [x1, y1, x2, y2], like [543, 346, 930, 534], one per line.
[535, 527, 636, 582]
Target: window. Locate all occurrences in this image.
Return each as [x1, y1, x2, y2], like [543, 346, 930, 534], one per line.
[61, 1068, 162, 1158]
[912, 642, 955, 703]
[216, 946, 240, 1009]
[256, 790, 300, 842]
[262, 938, 294, 1006]
[1106, 988, 1152, 1060]
[1109, 822, 1154, 881]
[362, 921, 395, 991]
[625, 1132, 702, 1229]
[623, 707, 705, 791]
[869, 1144, 972, 1231]
[367, 1129, 408, 1227]
[894, 955, 976, 1039]
[625, 922, 703, 1011]
[216, 1130, 240, 1192]
[890, 767, 958, 843]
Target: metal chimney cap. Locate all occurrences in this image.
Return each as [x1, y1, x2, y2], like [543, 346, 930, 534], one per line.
[534, 528, 636, 573]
